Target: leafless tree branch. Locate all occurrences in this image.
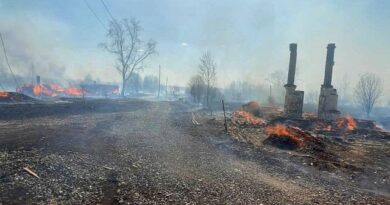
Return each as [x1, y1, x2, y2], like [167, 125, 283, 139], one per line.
[198, 51, 216, 108]
[102, 18, 156, 96]
[354, 73, 383, 118]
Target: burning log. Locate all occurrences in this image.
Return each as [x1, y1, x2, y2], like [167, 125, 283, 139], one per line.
[264, 123, 322, 150]
[336, 115, 357, 131]
[241, 101, 261, 116]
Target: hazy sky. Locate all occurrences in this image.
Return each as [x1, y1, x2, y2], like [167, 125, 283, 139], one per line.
[0, 0, 389, 98]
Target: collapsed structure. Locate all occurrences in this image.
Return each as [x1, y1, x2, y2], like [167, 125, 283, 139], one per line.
[284, 43, 304, 118]
[318, 43, 340, 121]
[282, 43, 340, 121]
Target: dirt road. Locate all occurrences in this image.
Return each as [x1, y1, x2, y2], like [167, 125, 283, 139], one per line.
[0, 100, 388, 204]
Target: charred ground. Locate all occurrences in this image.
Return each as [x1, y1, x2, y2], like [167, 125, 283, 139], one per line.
[0, 99, 389, 204]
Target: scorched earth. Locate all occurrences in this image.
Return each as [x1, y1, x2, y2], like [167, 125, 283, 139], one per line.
[0, 99, 389, 204]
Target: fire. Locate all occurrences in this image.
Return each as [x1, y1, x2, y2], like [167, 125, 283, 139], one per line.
[233, 111, 266, 126]
[0, 91, 9, 97]
[65, 87, 84, 96]
[314, 122, 332, 131]
[336, 115, 357, 131]
[33, 84, 57, 97]
[50, 83, 65, 92]
[33, 85, 42, 95]
[264, 124, 304, 147]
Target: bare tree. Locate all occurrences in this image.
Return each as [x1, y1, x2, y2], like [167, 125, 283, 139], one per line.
[198, 51, 216, 107]
[188, 75, 205, 103]
[102, 18, 156, 96]
[354, 73, 383, 118]
[267, 70, 287, 103]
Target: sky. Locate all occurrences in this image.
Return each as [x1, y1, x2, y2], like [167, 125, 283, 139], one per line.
[0, 0, 389, 100]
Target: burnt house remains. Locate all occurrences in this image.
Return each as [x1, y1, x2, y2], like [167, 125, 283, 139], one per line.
[284, 43, 304, 118]
[318, 43, 340, 121]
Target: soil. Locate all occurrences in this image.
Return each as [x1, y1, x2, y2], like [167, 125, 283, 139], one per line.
[0, 99, 389, 204]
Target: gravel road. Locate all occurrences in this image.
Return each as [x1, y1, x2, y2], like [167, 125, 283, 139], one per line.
[0, 100, 389, 204]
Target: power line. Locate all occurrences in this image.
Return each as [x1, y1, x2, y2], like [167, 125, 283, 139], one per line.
[83, 0, 107, 29]
[100, 0, 116, 22]
[0, 32, 20, 90]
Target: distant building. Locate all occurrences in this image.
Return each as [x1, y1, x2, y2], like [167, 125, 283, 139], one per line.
[81, 82, 119, 96]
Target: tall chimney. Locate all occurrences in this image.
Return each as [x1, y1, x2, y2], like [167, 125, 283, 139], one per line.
[36, 75, 40, 85]
[323, 43, 336, 87]
[287, 43, 297, 85]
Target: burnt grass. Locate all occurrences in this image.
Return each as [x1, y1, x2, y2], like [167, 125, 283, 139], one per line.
[0, 99, 389, 204]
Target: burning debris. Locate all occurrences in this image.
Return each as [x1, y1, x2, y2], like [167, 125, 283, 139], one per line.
[336, 115, 357, 131]
[14, 76, 119, 99]
[225, 99, 389, 174]
[18, 83, 85, 98]
[264, 124, 320, 149]
[232, 111, 266, 126]
[0, 92, 38, 103]
[241, 101, 261, 116]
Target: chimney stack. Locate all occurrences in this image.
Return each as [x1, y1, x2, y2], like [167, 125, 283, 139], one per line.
[318, 43, 340, 121]
[323, 43, 336, 88]
[36, 75, 40, 85]
[287, 43, 297, 85]
[284, 43, 304, 118]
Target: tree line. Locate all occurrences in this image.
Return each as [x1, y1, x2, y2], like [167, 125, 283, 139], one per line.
[101, 18, 386, 119]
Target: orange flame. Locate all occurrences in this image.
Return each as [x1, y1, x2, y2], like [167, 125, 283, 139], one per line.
[264, 124, 304, 147]
[336, 115, 357, 131]
[65, 87, 84, 96]
[50, 83, 65, 92]
[33, 84, 57, 97]
[233, 111, 266, 126]
[33, 85, 42, 95]
[0, 91, 9, 97]
[314, 122, 332, 131]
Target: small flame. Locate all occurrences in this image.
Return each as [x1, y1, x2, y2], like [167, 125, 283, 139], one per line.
[0, 91, 9, 97]
[314, 122, 332, 131]
[264, 124, 304, 147]
[50, 83, 65, 92]
[233, 111, 266, 126]
[65, 87, 84, 96]
[337, 115, 357, 131]
[33, 85, 42, 95]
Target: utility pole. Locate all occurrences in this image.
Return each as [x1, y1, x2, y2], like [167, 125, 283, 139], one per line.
[165, 77, 168, 96]
[158, 65, 161, 98]
[269, 85, 272, 98]
[222, 99, 228, 132]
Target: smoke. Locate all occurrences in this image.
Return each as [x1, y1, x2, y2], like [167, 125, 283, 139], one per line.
[1, 0, 389, 104]
[0, 12, 73, 89]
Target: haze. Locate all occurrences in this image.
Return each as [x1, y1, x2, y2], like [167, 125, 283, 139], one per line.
[0, 0, 389, 100]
